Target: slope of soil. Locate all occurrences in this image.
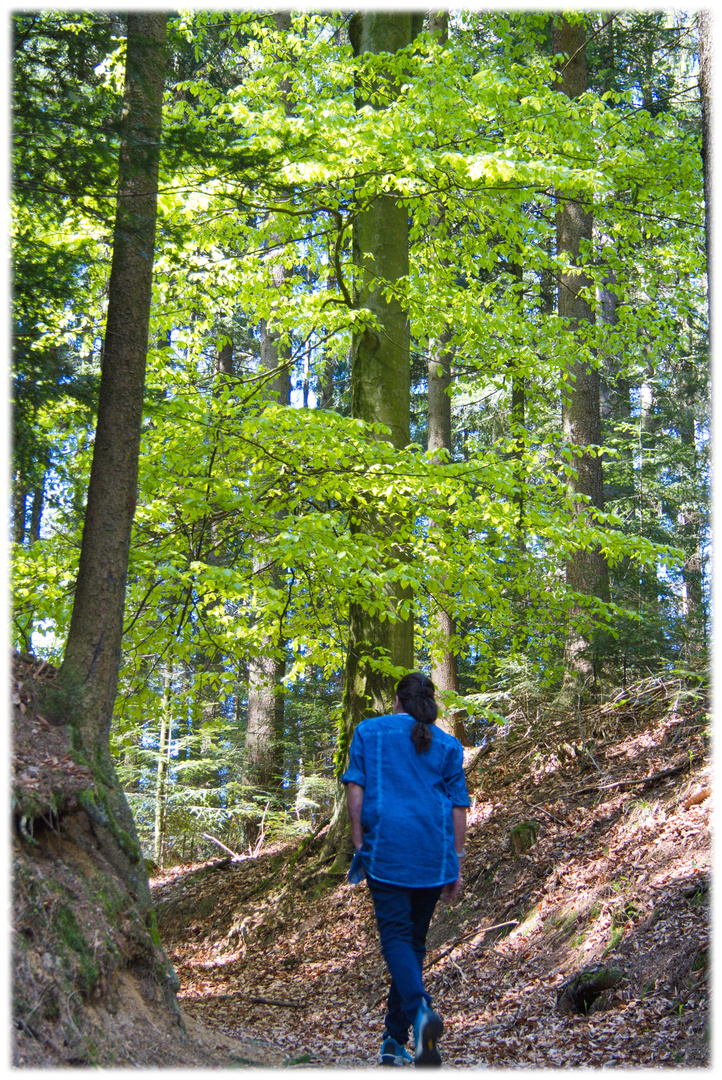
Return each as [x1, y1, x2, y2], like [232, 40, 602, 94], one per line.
[11, 652, 276, 1069]
[152, 676, 711, 1068]
[12, 659, 710, 1069]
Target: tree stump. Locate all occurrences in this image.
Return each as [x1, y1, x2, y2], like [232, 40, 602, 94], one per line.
[556, 967, 624, 1015]
[509, 820, 541, 854]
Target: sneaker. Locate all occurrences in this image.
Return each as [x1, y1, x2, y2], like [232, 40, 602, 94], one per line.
[381, 1037, 413, 1066]
[413, 1004, 443, 1067]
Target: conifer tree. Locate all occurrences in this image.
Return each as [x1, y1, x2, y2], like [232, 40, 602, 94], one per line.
[57, 14, 168, 906]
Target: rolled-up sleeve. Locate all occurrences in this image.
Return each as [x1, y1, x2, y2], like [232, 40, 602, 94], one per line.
[443, 742, 470, 807]
[341, 728, 366, 788]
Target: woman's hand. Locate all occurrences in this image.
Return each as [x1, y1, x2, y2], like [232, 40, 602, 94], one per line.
[346, 781, 365, 852]
[441, 875, 462, 902]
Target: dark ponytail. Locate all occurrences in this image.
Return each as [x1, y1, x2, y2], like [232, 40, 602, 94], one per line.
[396, 672, 438, 754]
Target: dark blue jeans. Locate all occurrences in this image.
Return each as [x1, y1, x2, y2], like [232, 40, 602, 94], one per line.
[366, 875, 443, 1045]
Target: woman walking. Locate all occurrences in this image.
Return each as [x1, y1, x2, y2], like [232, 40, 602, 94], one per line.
[342, 672, 469, 1067]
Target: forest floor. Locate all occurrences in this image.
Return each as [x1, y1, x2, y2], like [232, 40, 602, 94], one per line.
[150, 676, 712, 1070]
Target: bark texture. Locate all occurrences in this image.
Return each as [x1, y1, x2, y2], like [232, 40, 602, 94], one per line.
[698, 11, 712, 305]
[53, 10, 171, 993]
[424, 12, 463, 735]
[323, 12, 419, 864]
[343, 10, 417, 728]
[244, 9, 293, 794]
[60, 13, 167, 765]
[553, 14, 610, 674]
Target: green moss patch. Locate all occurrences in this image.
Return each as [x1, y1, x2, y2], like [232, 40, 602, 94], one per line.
[54, 903, 99, 996]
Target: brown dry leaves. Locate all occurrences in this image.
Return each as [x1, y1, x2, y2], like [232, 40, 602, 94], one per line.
[153, 678, 710, 1068]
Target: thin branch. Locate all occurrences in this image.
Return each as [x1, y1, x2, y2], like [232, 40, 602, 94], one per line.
[515, 795, 567, 826]
[202, 832, 245, 861]
[328, 206, 354, 308]
[577, 688, 603, 774]
[556, 14, 619, 76]
[122, 577, 163, 635]
[563, 755, 704, 798]
[425, 920, 519, 969]
[244, 995, 304, 1009]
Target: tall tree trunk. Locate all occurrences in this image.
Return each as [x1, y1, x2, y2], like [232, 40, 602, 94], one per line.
[698, 11, 712, 303]
[677, 331, 704, 633]
[215, 333, 233, 380]
[12, 474, 26, 546]
[245, 10, 293, 796]
[245, 650, 285, 791]
[428, 325, 463, 737]
[343, 9, 416, 724]
[424, 10, 464, 739]
[509, 259, 527, 539]
[58, 13, 167, 912]
[153, 658, 172, 868]
[316, 258, 338, 409]
[245, 306, 289, 795]
[28, 470, 45, 544]
[597, 274, 620, 425]
[322, 11, 419, 865]
[553, 14, 610, 678]
[691, 11, 710, 648]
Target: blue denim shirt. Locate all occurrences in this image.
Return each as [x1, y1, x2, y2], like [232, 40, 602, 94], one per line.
[341, 712, 470, 888]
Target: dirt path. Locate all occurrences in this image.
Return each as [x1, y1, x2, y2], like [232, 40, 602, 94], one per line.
[153, 680, 710, 1068]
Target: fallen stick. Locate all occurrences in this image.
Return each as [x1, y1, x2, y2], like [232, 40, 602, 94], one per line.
[563, 755, 704, 799]
[374, 917, 520, 1006]
[515, 795, 567, 826]
[202, 832, 244, 861]
[425, 919, 519, 969]
[246, 995, 304, 1009]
